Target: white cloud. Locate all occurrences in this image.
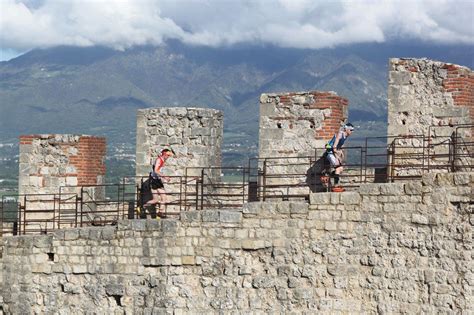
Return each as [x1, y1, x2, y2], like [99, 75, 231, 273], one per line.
[1, 0, 473, 54]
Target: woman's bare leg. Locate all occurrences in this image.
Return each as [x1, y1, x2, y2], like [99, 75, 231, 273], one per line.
[157, 188, 167, 216]
[145, 189, 160, 206]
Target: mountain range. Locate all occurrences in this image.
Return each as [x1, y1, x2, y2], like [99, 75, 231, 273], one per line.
[1, 41, 473, 147]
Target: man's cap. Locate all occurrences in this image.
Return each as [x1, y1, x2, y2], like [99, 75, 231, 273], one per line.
[344, 123, 355, 131]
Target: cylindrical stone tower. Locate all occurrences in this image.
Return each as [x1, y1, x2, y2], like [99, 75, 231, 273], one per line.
[259, 91, 349, 158]
[19, 134, 106, 195]
[135, 107, 224, 178]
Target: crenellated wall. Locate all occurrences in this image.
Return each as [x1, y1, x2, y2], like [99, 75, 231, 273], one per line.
[3, 59, 473, 315]
[2, 172, 471, 314]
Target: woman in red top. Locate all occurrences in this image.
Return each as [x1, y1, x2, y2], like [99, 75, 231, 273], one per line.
[145, 148, 174, 217]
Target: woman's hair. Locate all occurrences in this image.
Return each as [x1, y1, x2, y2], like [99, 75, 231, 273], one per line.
[161, 148, 176, 155]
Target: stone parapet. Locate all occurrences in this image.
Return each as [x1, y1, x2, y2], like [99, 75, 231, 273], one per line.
[1, 172, 472, 314]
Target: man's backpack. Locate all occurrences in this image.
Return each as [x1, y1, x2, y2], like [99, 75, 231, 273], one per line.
[137, 178, 153, 218]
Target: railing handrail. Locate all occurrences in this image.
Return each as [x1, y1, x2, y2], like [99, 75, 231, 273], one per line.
[2, 125, 473, 235]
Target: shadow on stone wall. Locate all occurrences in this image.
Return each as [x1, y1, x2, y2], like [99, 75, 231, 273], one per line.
[305, 154, 330, 193]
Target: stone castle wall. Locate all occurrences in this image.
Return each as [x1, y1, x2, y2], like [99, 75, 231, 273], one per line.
[388, 58, 472, 137]
[259, 91, 348, 158]
[135, 107, 223, 179]
[19, 134, 106, 195]
[2, 172, 471, 314]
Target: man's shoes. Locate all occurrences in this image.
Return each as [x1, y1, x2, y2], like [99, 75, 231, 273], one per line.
[157, 211, 167, 219]
[331, 186, 345, 192]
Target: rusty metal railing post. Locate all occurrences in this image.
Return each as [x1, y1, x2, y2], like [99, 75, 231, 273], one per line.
[388, 141, 395, 182]
[52, 194, 56, 233]
[450, 131, 456, 172]
[22, 195, 26, 235]
[57, 190, 60, 231]
[242, 166, 246, 206]
[74, 194, 78, 228]
[262, 160, 267, 201]
[425, 134, 430, 174]
[79, 187, 84, 227]
[200, 169, 205, 210]
[194, 177, 199, 211]
[178, 176, 182, 213]
[116, 183, 120, 220]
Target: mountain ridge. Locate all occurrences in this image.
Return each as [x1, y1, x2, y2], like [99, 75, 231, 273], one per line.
[1, 42, 473, 144]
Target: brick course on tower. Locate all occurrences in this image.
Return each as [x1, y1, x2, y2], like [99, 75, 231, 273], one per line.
[442, 64, 474, 122]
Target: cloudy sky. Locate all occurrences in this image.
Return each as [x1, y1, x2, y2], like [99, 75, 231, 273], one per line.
[1, 0, 473, 61]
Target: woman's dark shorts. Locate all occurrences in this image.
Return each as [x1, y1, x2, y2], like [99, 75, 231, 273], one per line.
[150, 176, 164, 189]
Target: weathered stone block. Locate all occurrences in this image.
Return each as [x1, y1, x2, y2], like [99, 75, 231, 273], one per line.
[145, 219, 161, 231]
[453, 173, 470, 185]
[436, 173, 454, 186]
[219, 210, 242, 223]
[359, 184, 380, 195]
[186, 228, 201, 237]
[161, 220, 178, 235]
[64, 230, 79, 241]
[389, 70, 411, 85]
[241, 239, 266, 250]
[252, 276, 274, 288]
[411, 214, 429, 225]
[404, 182, 422, 195]
[33, 236, 53, 248]
[105, 284, 124, 296]
[340, 192, 361, 204]
[181, 211, 201, 222]
[131, 220, 147, 231]
[325, 221, 337, 231]
[330, 193, 341, 204]
[201, 210, 219, 222]
[181, 256, 195, 265]
[379, 183, 404, 195]
[72, 265, 87, 274]
[242, 202, 261, 214]
[290, 202, 308, 214]
[276, 202, 290, 214]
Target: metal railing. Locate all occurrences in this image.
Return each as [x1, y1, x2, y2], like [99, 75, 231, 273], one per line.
[0, 193, 77, 236]
[184, 166, 253, 210]
[1, 124, 472, 235]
